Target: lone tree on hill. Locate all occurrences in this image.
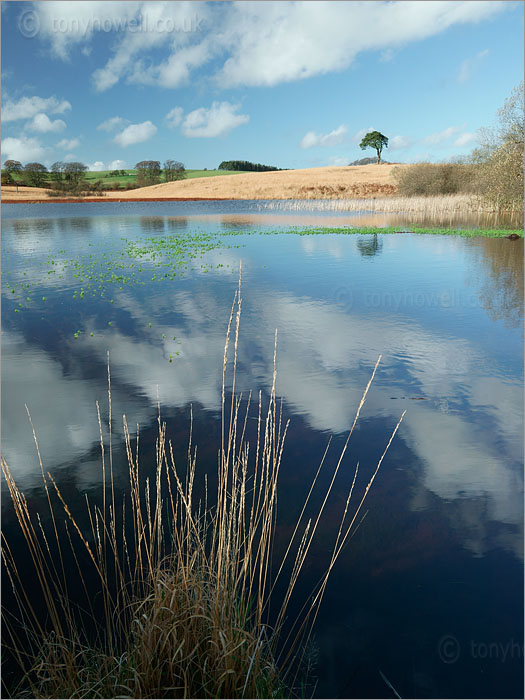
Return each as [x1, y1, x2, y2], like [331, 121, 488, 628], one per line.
[360, 131, 389, 164]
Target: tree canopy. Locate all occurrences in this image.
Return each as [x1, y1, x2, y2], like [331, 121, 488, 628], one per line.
[24, 162, 48, 187]
[164, 160, 185, 182]
[135, 160, 161, 186]
[218, 160, 283, 172]
[359, 131, 389, 164]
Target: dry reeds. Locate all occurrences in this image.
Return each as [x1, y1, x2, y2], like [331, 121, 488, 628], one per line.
[1, 273, 404, 699]
[258, 193, 488, 214]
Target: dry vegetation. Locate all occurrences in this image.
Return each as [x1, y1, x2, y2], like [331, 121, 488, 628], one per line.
[2, 278, 404, 699]
[1, 164, 399, 201]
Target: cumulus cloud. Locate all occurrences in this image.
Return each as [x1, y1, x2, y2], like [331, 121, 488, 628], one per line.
[165, 106, 184, 128]
[87, 161, 106, 171]
[97, 116, 129, 132]
[29, 2, 507, 92]
[109, 159, 127, 170]
[300, 125, 347, 149]
[453, 132, 476, 148]
[57, 137, 80, 150]
[424, 125, 462, 145]
[113, 120, 157, 147]
[181, 101, 249, 138]
[2, 94, 71, 122]
[215, 2, 505, 88]
[457, 48, 489, 83]
[27, 113, 66, 133]
[389, 135, 412, 150]
[1, 135, 48, 162]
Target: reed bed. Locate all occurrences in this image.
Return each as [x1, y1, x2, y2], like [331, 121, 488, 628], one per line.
[258, 194, 491, 214]
[1, 274, 404, 699]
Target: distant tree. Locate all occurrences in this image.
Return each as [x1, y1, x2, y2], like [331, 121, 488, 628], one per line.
[164, 160, 186, 182]
[2, 160, 23, 188]
[24, 162, 48, 187]
[218, 160, 282, 172]
[135, 160, 161, 186]
[63, 162, 88, 184]
[3, 159, 23, 176]
[50, 161, 66, 182]
[359, 131, 389, 164]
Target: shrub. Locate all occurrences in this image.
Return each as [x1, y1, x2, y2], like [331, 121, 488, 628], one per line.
[392, 162, 477, 196]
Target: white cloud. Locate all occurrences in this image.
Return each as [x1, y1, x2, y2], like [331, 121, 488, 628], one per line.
[57, 137, 80, 150]
[389, 135, 412, 150]
[85, 159, 127, 171]
[457, 48, 489, 83]
[97, 116, 129, 132]
[453, 132, 476, 148]
[165, 107, 184, 128]
[27, 113, 67, 133]
[109, 159, 127, 170]
[32, 1, 143, 61]
[216, 2, 506, 88]
[63, 153, 78, 162]
[113, 120, 157, 147]
[31, 1, 507, 92]
[326, 155, 350, 166]
[424, 125, 462, 145]
[1, 135, 48, 163]
[2, 95, 71, 122]
[181, 101, 249, 138]
[88, 3, 208, 91]
[300, 125, 347, 149]
[353, 126, 376, 144]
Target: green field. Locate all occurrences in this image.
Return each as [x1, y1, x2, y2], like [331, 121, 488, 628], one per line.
[2, 169, 246, 189]
[84, 169, 245, 186]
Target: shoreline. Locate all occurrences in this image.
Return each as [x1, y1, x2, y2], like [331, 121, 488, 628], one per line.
[1, 196, 235, 203]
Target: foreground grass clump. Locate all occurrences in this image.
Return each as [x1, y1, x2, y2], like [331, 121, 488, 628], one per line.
[1, 276, 404, 699]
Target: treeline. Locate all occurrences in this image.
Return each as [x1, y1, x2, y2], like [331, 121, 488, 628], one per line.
[218, 160, 284, 172]
[2, 158, 186, 195]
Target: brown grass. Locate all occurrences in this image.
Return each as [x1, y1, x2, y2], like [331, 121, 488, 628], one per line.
[2, 165, 399, 201]
[1, 274, 405, 698]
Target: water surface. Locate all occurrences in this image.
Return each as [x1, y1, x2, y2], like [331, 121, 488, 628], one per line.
[2, 201, 523, 698]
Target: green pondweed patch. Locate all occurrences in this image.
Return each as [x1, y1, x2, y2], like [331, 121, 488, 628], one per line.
[2, 272, 404, 699]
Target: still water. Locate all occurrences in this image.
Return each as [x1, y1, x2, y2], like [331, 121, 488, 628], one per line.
[2, 201, 523, 698]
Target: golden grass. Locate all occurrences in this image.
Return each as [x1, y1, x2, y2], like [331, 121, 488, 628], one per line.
[1, 273, 405, 698]
[1, 165, 399, 201]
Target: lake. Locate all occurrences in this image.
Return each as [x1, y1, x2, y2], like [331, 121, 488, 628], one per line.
[2, 201, 523, 698]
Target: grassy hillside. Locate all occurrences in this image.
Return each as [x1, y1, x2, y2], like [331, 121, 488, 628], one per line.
[1, 169, 246, 189]
[84, 169, 245, 186]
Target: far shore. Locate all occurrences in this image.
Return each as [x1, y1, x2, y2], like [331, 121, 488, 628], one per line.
[2, 164, 399, 202]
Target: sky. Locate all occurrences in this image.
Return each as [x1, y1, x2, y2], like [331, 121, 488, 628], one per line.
[1, 0, 523, 171]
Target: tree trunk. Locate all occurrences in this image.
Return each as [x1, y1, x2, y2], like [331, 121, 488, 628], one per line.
[376, 148, 381, 164]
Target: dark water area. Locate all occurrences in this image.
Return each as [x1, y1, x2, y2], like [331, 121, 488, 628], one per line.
[2, 201, 523, 698]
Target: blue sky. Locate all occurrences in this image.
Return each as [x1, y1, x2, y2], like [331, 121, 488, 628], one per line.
[1, 1, 523, 171]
